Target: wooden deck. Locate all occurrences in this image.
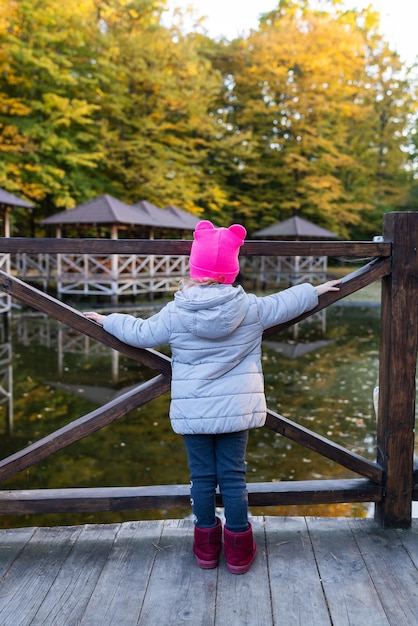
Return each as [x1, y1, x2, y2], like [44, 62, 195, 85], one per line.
[1, 517, 418, 626]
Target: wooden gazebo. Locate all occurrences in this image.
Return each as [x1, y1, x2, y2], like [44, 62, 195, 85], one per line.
[0, 189, 34, 431]
[0, 187, 34, 237]
[243, 216, 340, 340]
[253, 215, 339, 240]
[40, 195, 200, 238]
[39, 194, 200, 300]
[248, 216, 339, 287]
[0, 188, 34, 313]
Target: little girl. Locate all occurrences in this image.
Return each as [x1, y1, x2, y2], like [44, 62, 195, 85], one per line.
[85, 220, 340, 574]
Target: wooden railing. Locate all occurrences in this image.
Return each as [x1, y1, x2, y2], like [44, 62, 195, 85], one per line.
[0, 211, 416, 528]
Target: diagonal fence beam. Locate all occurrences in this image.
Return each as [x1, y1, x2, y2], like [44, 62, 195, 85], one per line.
[263, 256, 391, 338]
[265, 410, 383, 484]
[0, 375, 171, 484]
[0, 271, 172, 376]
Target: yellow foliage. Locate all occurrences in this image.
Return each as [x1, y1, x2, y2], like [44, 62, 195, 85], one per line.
[0, 0, 414, 236]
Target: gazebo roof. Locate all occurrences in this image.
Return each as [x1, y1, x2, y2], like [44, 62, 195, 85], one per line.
[132, 200, 193, 230]
[163, 205, 201, 230]
[252, 216, 339, 239]
[0, 188, 34, 209]
[40, 194, 199, 230]
[40, 195, 142, 226]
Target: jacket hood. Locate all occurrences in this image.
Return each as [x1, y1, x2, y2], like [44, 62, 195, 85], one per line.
[174, 284, 249, 339]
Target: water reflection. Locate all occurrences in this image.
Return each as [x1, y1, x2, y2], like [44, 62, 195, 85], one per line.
[0, 302, 412, 527]
[0, 328, 12, 436]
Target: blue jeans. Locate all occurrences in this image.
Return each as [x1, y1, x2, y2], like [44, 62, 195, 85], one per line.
[183, 430, 249, 533]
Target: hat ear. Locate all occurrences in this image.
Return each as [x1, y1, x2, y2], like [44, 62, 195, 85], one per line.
[194, 220, 215, 233]
[228, 224, 247, 241]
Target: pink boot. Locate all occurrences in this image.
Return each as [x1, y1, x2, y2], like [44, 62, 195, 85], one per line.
[224, 523, 256, 574]
[193, 517, 222, 569]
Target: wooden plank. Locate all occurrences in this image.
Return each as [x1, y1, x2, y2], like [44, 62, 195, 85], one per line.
[216, 516, 272, 626]
[348, 518, 418, 625]
[80, 521, 163, 626]
[264, 516, 331, 625]
[375, 213, 418, 527]
[396, 523, 418, 569]
[0, 526, 36, 577]
[0, 479, 382, 515]
[0, 271, 172, 375]
[265, 411, 383, 483]
[0, 526, 82, 626]
[0, 375, 171, 484]
[0, 237, 391, 257]
[263, 256, 391, 338]
[0, 484, 194, 514]
[137, 519, 217, 625]
[245, 240, 389, 258]
[308, 517, 390, 625]
[29, 524, 120, 625]
[246, 479, 382, 506]
[0, 518, 417, 625]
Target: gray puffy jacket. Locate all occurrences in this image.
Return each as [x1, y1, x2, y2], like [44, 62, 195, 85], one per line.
[103, 283, 318, 435]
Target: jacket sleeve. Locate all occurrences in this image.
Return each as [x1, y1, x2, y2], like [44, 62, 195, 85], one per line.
[255, 283, 318, 330]
[103, 306, 172, 348]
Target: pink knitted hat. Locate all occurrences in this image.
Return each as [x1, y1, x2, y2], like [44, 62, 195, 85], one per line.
[189, 220, 247, 284]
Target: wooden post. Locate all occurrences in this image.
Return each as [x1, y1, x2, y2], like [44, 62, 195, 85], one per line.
[111, 224, 118, 304]
[375, 212, 418, 528]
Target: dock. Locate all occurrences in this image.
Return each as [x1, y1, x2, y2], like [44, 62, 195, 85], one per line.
[1, 516, 418, 625]
[1, 214, 418, 625]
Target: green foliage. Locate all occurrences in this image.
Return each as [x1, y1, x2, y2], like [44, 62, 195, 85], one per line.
[0, 0, 416, 238]
[0, 0, 106, 228]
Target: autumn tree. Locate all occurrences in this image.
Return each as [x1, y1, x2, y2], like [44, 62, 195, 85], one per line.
[0, 0, 107, 233]
[0, 0, 416, 238]
[0, 0, 229, 228]
[208, 0, 415, 237]
[92, 1, 227, 216]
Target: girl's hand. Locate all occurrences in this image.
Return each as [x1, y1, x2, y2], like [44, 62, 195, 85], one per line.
[84, 311, 107, 326]
[315, 279, 342, 296]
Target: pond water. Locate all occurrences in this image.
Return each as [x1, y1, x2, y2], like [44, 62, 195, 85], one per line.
[0, 297, 416, 528]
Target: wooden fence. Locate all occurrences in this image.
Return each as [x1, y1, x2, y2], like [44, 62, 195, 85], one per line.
[0, 211, 416, 528]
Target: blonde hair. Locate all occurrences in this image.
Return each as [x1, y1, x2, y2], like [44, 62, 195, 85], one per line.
[178, 276, 222, 291]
